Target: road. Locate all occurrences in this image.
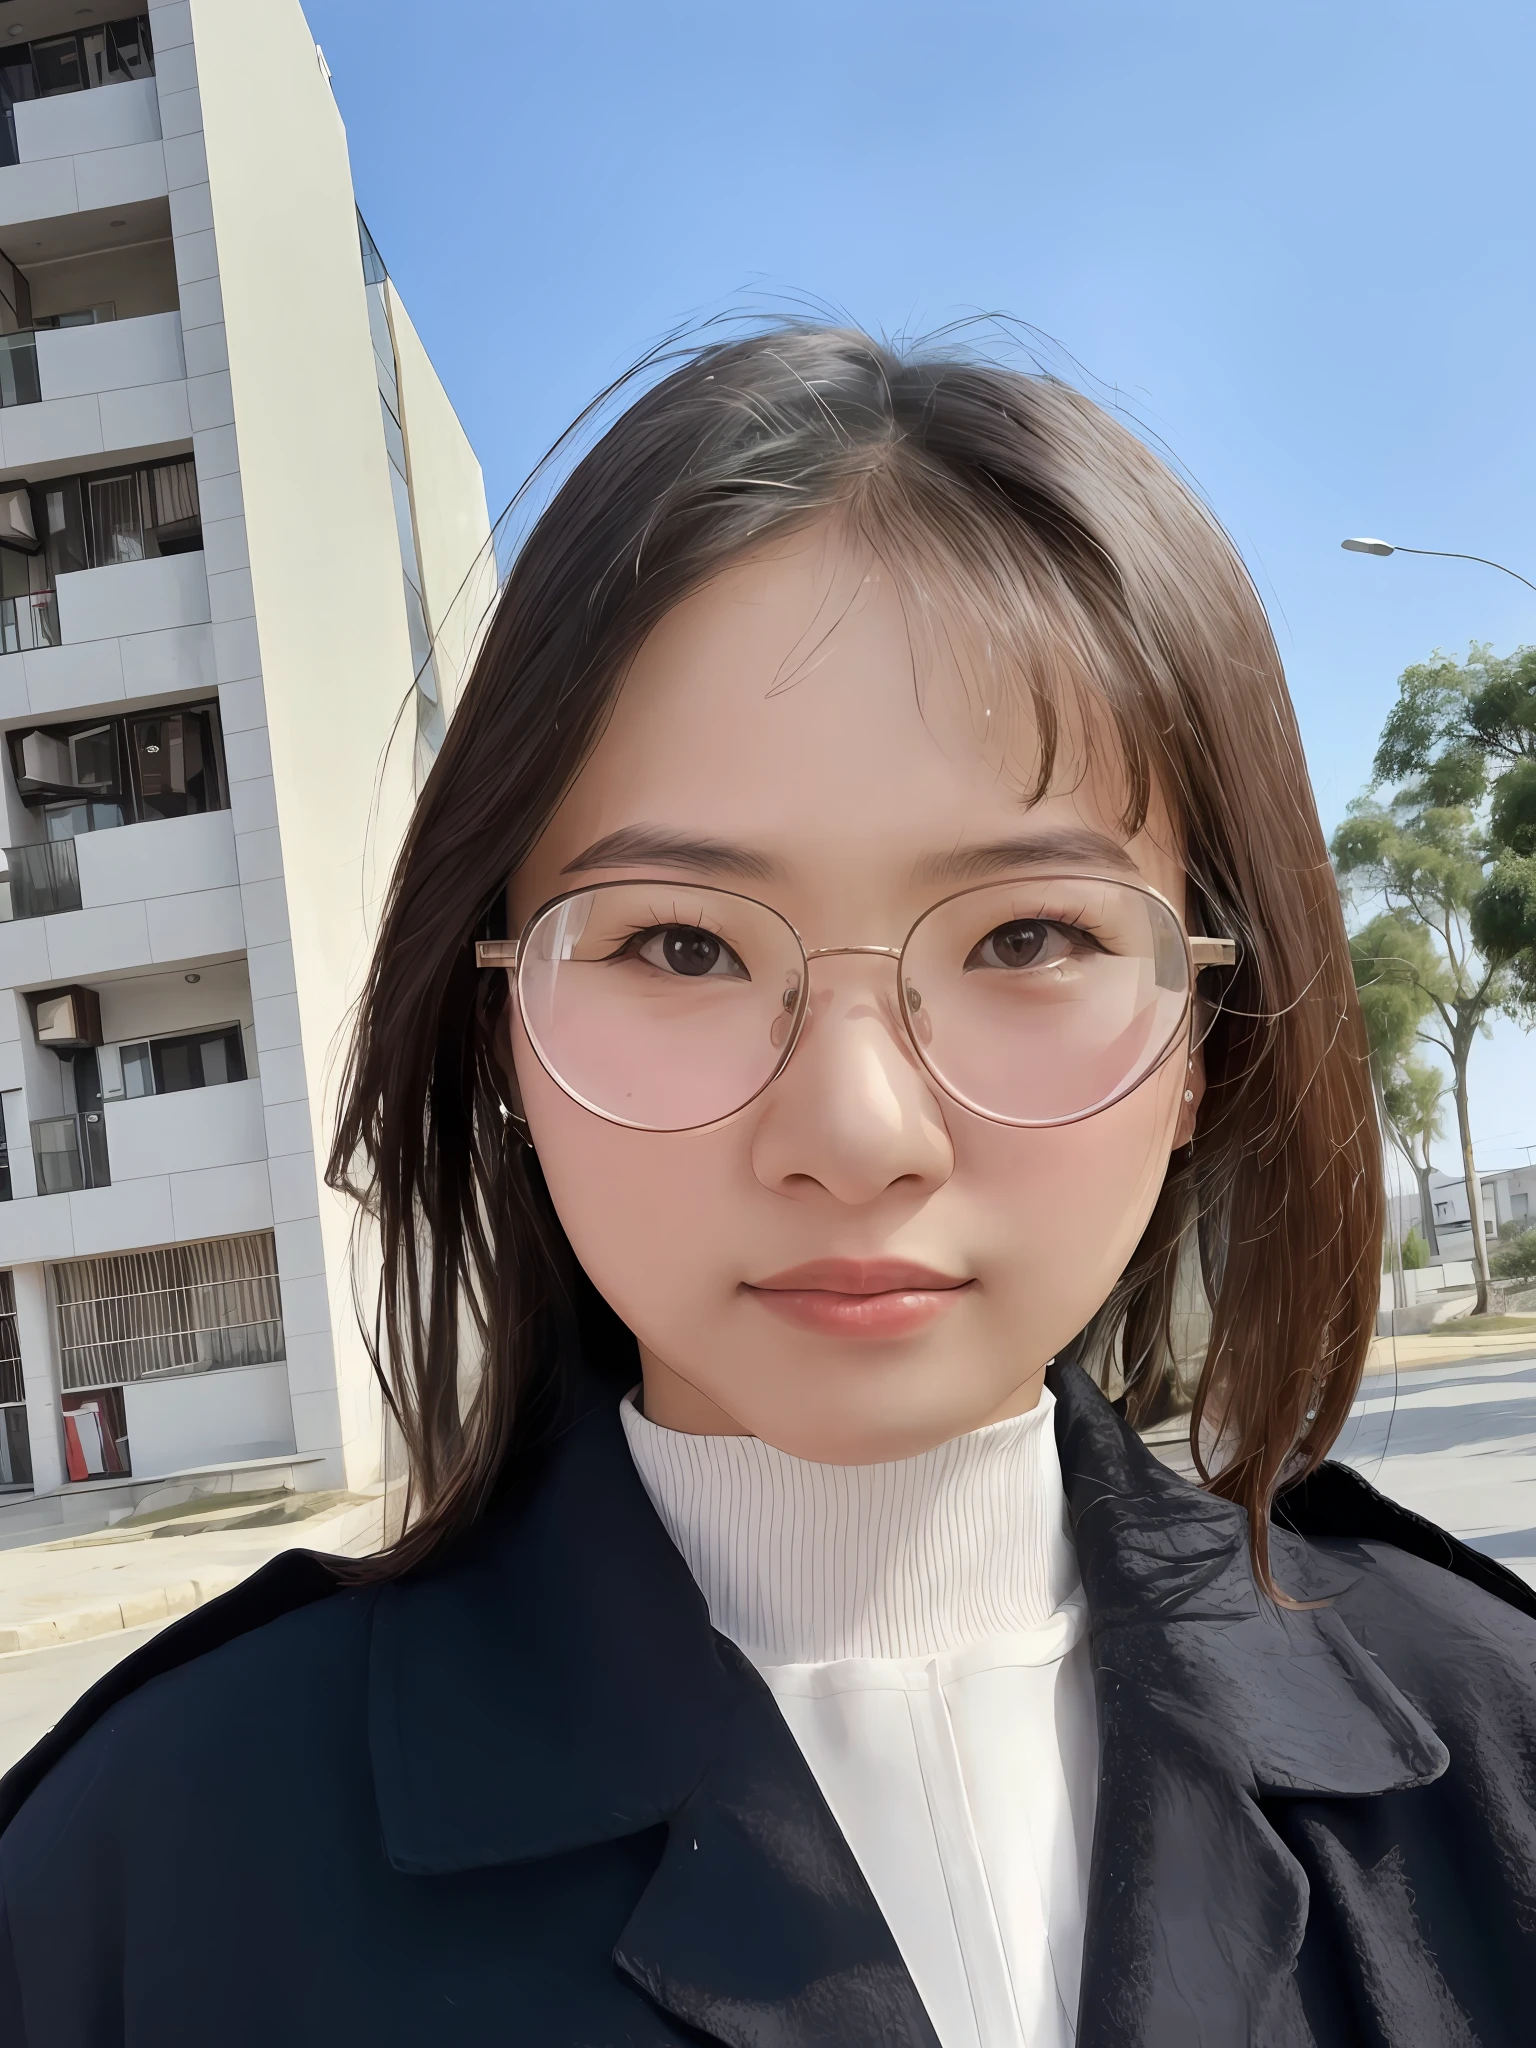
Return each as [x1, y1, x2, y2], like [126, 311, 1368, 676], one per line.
[1334, 1351, 1536, 1586]
[2, 1348, 1535, 1779]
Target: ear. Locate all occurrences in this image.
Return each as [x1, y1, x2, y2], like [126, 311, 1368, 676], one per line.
[1172, 1036, 1205, 1150]
[479, 966, 528, 1121]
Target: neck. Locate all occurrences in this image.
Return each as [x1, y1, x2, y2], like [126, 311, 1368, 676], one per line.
[621, 1386, 1079, 1663]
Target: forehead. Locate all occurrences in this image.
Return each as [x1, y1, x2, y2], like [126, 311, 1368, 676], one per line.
[524, 525, 1183, 907]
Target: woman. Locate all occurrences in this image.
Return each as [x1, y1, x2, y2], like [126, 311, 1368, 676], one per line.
[2, 327, 1534, 2048]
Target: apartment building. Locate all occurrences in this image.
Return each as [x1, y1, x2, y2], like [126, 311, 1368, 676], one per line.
[0, 0, 491, 1532]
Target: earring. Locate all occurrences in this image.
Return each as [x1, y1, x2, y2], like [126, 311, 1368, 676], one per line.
[1184, 1056, 1195, 1105]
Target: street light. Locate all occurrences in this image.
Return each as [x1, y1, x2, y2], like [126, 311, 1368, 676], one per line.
[1340, 537, 1536, 595]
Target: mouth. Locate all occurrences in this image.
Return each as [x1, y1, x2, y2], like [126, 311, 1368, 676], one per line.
[743, 1258, 975, 1338]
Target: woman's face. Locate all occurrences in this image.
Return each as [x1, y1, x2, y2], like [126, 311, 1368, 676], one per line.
[506, 523, 1197, 1459]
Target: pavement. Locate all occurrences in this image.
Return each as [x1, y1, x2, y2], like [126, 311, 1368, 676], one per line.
[4, 1338, 1536, 1777]
[0, 1485, 385, 1774]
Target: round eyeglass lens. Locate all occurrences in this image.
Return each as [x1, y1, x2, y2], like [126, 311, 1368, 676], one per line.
[516, 882, 807, 1130]
[901, 876, 1191, 1124]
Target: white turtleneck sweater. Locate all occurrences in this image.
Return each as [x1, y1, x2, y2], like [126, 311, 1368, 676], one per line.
[620, 1387, 1098, 2048]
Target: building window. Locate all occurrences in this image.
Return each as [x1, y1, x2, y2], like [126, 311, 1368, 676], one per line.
[8, 699, 227, 834]
[119, 1025, 247, 1098]
[0, 1271, 30, 1489]
[52, 1230, 286, 1400]
[62, 1386, 129, 1479]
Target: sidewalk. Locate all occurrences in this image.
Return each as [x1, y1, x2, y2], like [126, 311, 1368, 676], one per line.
[1365, 1317, 1536, 1376]
[0, 1486, 384, 1657]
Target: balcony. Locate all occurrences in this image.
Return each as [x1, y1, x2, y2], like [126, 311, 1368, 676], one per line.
[0, 75, 162, 230]
[0, 1074, 272, 1267]
[0, 311, 188, 471]
[0, 810, 241, 986]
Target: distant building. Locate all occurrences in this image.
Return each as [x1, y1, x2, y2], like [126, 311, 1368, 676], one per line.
[0, 0, 491, 1535]
[1390, 1163, 1536, 1263]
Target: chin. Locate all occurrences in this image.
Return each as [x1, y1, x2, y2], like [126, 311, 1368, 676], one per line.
[740, 1351, 1040, 1466]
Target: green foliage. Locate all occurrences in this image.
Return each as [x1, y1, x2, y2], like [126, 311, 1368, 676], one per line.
[1490, 760, 1536, 858]
[1491, 1227, 1536, 1282]
[1401, 1226, 1431, 1270]
[1380, 1056, 1447, 1158]
[1334, 642, 1536, 1312]
[1473, 855, 1536, 1000]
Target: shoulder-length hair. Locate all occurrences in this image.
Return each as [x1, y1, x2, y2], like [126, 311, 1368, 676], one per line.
[328, 323, 1380, 1593]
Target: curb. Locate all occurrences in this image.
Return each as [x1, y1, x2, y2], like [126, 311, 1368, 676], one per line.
[0, 1572, 243, 1655]
[0, 1500, 384, 1658]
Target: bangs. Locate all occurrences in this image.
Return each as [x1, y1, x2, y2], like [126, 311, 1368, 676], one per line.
[829, 448, 1156, 836]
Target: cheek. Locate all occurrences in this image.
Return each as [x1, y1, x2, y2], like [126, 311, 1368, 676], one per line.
[513, 1014, 743, 1330]
[959, 1053, 1184, 1284]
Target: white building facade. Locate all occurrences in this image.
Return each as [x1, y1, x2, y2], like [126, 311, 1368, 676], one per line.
[0, 0, 490, 1534]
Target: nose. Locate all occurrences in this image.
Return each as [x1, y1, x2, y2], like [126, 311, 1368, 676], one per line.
[749, 964, 954, 1206]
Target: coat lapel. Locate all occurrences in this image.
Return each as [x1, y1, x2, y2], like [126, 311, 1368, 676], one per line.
[367, 1373, 937, 2046]
[367, 1358, 1452, 2048]
[1050, 1361, 1449, 2048]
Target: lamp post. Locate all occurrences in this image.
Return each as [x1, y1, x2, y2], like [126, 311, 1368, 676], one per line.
[1340, 537, 1536, 595]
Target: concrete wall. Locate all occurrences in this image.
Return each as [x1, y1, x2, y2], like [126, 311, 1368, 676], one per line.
[56, 552, 209, 644]
[122, 1358, 295, 1476]
[163, 0, 440, 1488]
[0, 621, 215, 725]
[385, 285, 493, 719]
[14, 79, 162, 163]
[106, 1075, 266, 1181]
[37, 308, 185, 399]
[0, 130, 168, 236]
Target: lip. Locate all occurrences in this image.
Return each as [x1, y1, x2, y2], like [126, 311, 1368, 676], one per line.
[744, 1258, 974, 1339]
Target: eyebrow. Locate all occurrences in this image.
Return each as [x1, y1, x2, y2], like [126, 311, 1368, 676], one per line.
[560, 825, 782, 883]
[916, 828, 1142, 884]
[562, 821, 1142, 887]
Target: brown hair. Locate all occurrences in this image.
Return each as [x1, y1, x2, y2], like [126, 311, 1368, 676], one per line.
[328, 324, 1380, 1592]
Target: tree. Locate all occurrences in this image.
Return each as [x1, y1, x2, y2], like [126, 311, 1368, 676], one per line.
[1381, 1055, 1448, 1260]
[1333, 645, 1536, 1315]
[1347, 919, 1445, 1258]
[1401, 1226, 1430, 1270]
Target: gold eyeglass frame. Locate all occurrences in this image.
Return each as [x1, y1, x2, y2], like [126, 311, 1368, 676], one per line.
[476, 875, 1239, 1133]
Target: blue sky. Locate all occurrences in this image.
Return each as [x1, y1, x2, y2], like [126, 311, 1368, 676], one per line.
[306, 0, 1536, 1174]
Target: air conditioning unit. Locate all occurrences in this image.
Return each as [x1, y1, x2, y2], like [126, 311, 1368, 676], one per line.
[19, 730, 72, 788]
[0, 486, 38, 553]
[30, 986, 103, 1051]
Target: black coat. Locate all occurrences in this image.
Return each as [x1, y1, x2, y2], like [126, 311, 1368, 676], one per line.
[3, 1358, 1536, 2047]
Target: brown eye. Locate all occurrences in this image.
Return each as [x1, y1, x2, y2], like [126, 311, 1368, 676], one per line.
[635, 926, 749, 979]
[970, 920, 1050, 970]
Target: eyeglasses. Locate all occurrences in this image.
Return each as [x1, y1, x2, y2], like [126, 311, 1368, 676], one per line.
[476, 875, 1236, 1133]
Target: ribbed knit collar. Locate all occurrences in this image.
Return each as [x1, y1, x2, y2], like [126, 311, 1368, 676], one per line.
[620, 1385, 1080, 1665]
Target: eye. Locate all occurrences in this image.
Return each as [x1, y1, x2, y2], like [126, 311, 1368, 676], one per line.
[966, 919, 1088, 971]
[631, 925, 750, 979]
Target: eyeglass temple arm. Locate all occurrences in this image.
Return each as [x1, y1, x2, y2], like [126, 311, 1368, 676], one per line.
[477, 934, 1239, 970]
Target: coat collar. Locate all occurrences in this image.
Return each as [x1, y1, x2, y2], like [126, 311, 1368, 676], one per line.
[368, 1359, 1448, 2047]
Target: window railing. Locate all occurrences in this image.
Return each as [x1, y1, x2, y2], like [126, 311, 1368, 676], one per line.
[0, 331, 38, 408]
[31, 1109, 109, 1194]
[0, 837, 81, 921]
[0, 590, 59, 654]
